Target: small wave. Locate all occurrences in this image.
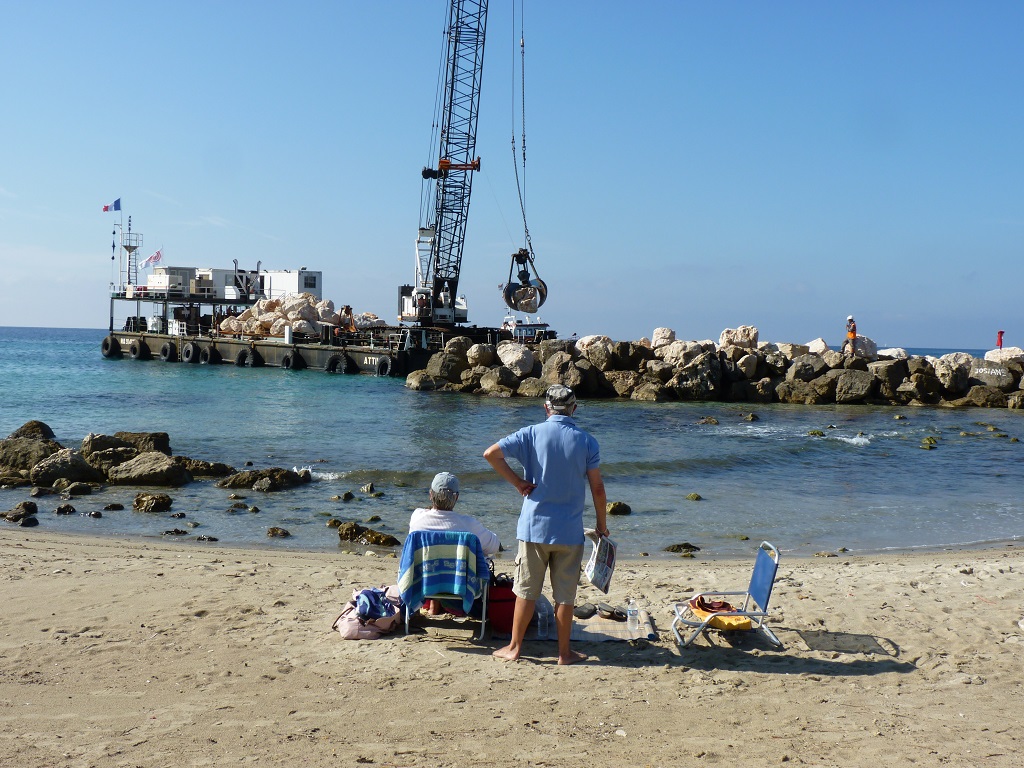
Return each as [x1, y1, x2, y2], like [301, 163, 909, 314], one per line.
[832, 435, 871, 447]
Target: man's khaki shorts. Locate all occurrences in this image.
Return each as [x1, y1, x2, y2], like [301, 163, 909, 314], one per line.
[513, 541, 585, 605]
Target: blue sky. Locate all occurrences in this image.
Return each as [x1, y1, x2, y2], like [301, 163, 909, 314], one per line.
[1, 1, 1020, 349]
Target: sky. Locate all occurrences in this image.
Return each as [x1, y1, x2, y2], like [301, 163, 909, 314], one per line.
[1, 1, 1021, 349]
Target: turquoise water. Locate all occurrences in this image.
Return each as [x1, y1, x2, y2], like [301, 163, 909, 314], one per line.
[1, 327, 1022, 557]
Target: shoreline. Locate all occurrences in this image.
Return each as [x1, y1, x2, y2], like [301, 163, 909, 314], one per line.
[7, 525, 1023, 562]
[2, 529, 1021, 766]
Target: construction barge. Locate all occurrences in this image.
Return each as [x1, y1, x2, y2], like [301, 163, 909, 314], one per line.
[101, 257, 503, 377]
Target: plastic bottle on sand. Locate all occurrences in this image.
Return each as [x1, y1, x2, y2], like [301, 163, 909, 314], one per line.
[626, 598, 639, 632]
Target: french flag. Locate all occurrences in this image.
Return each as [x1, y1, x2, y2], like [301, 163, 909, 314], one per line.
[102, 198, 121, 212]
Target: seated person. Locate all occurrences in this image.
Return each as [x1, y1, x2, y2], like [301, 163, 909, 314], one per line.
[409, 471, 501, 618]
[409, 471, 500, 556]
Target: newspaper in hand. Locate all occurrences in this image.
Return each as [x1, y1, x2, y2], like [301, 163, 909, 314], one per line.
[584, 529, 617, 594]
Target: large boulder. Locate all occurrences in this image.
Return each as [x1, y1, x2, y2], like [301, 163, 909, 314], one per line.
[575, 335, 616, 372]
[806, 338, 829, 355]
[736, 353, 759, 380]
[480, 366, 521, 393]
[644, 359, 675, 383]
[603, 371, 642, 398]
[336, 522, 400, 547]
[536, 339, 576, 364]
[615, 342, 654, 371]
[466, 343, 496, 367]
[497, 343, 535, 378]
[984, 347, 1024, 365]
[932, 354, 972, 397]
[775, 378, 821, 405]
[877, 347, 909, 360]
[949, 385, 1008, 408]
[29, 449, 105, 487]
[787, 354, 828, 382]
[107, 452, 193, 486]
[114, 431, 171, 456]
[668, 351, 722, 401]
[820, 349, 845, 369]
[425, 351, 469, 384]
[85, 447, 139, 475]
[835, 369, 877, 403]
[718, 325, 758, 349]
[656, 340, 704, 367]
[868, 359, 910, 401]
[80, 433, 135, 458]
[4, 500, 38, 524]
[216, 467, 310, 492]
[8, 421, 56, 440]
[443, 336, 474, 357]
[776, 343, 810, 360]
[173, 457, 236, 477]
[540, 351, 574, 385]
[851, 336, 879, 361]
[133, 492, 173, 512]
[405, 370, 442, 391]
[631, 379, 671, 402]
[968, 359, 1015, 392]
[516, 378, 549, 398]
[897, 372, 943, 404]
[0, 437, 63, 473]
[651, 327, 676, 349]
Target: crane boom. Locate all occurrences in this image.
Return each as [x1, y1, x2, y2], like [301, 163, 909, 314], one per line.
[400, 0, 488, 327]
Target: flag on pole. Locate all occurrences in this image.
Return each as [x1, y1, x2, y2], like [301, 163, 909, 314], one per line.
[140, 248, 163, 268]
[102, 198, 121, 212]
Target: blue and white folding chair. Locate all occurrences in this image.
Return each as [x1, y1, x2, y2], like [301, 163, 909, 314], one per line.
[672, 541, 782, 649]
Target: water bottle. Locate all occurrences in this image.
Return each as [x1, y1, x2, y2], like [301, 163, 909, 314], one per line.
[537, 609, 549, 638]
[626, 598, 639, 632]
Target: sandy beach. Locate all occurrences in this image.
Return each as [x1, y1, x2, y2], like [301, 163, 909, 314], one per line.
[1, 530, 1021, 768]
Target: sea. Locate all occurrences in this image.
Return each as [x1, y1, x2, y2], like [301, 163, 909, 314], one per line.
[1, 326, 1021, 559]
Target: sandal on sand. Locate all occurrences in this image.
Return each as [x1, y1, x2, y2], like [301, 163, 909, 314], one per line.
[597, 602, 627, 621]
[573, 603, 597, 619]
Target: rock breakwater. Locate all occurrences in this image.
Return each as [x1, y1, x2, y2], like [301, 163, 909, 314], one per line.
[406, 326, 1024, 409]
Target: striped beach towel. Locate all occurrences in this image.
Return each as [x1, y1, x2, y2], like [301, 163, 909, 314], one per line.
[397, 530, 489, 614]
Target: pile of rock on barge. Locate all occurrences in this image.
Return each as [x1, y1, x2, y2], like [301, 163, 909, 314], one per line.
[405, 325, 1024, 409]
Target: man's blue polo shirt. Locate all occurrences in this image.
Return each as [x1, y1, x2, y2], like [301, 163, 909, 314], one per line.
[498, 414, 600, 546]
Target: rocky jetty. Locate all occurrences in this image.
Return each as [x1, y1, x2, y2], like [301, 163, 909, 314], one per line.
[405, 327, 1024, 409]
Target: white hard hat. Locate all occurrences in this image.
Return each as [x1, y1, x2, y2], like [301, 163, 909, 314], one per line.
[847, 315, 854, 320]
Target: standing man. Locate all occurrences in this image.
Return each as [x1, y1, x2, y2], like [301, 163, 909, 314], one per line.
[843, 315, 858, 356]
[484, 385, 608, 665]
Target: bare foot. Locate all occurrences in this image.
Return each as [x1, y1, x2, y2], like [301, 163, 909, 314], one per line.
[492, 645, 521, 662]
[557, 650, 588, 666]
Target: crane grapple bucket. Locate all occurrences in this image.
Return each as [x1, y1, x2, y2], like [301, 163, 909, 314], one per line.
[503, 247, 548, 312]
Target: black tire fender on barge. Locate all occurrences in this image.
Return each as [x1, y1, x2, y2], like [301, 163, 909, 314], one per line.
[199, 346, 222, 365]
[375, 356, 392, 377]
[326, 354, 356, 374]
[101, 335, 121, 358]
[181, 342, 200, 364]
[128, 339, 150, 360]
[281, 351, 306, 370]
[159, 342, 178, 362]
[236, 347, 263, 368]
